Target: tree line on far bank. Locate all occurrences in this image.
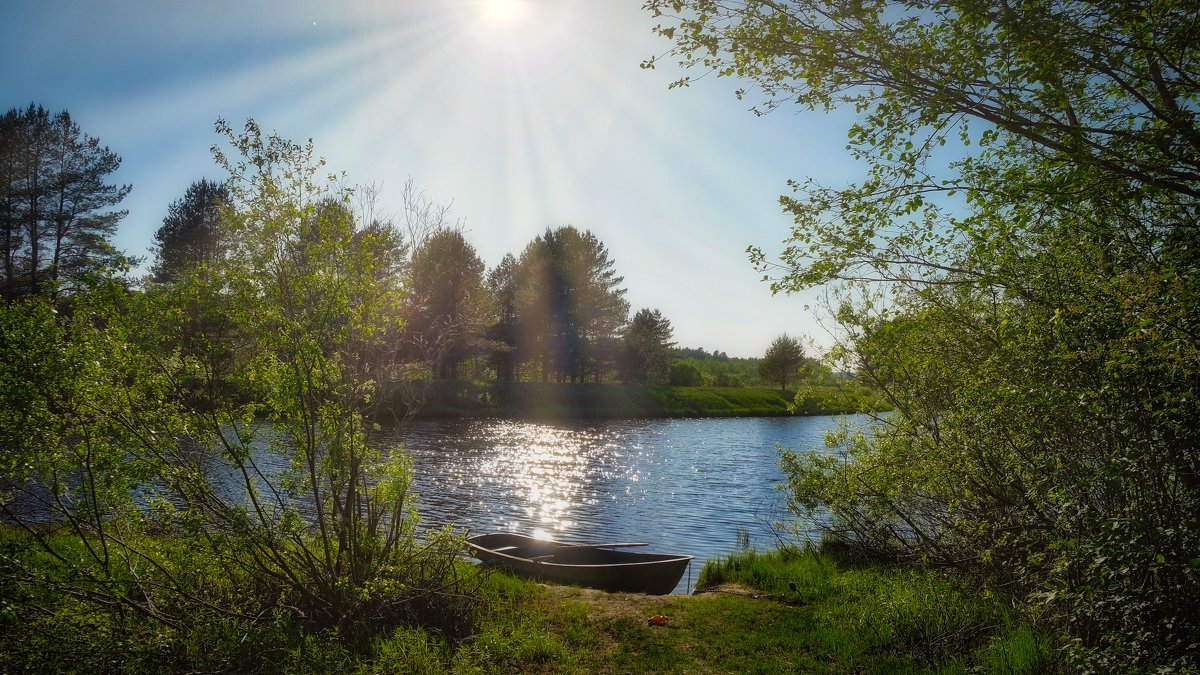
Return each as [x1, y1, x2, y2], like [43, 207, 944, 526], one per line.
[2, 101, 826, 395]
[150, 181, 827, 391]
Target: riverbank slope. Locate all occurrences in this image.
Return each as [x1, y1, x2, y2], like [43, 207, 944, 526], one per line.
[0, 539, 1053, 673]
[462, 548, 1053, 673]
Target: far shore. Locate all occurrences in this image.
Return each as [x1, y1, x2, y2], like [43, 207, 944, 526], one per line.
[393, 381, 889, 420]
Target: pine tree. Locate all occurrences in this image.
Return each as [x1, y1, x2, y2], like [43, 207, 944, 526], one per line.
[622, 308, 676, 384]
[0, 104, 130, 299]
[150, 179, 230, 283]
[515, 226, 629, 382]
[758, 334, 805, 390]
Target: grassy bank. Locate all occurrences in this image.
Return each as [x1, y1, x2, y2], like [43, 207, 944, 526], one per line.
[462, 548, 1055, 674]
[1, 531, 1054, 673]
[690, 548, 1054, 673]
[403, 381, 889, 419]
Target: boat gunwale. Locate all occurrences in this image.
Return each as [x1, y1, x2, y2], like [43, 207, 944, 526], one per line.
[466, 532, 693, 595]
[466, 533, 693, 569]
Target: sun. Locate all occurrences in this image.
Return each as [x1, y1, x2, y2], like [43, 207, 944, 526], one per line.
[478, 0, 531, 28]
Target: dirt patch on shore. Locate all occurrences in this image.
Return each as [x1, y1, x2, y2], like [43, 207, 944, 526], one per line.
[691, 582, 792, 599]
[544, 585, 675, 621]
[542, 581, 778, 623]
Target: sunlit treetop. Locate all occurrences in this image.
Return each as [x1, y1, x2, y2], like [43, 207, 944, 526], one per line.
[643, 0, 1200, 291]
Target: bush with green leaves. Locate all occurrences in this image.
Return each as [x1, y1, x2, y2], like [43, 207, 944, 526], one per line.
[668, 360, 706, 386]
[650, 0, 1200, 668]
[0, 120, 483, 655]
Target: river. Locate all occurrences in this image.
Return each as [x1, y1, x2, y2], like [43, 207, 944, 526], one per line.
[387, 414, 873, 593]
[3, 413, 872, 595]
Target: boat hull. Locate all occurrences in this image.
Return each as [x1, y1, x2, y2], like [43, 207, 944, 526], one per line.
[466, 533, 692, 595]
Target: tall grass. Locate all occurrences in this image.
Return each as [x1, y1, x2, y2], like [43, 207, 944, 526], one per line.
[697, 546, 839, 600]
[697, 547, 1056, 673]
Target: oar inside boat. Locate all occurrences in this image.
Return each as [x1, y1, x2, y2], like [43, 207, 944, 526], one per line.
[554, 542, 648, 550]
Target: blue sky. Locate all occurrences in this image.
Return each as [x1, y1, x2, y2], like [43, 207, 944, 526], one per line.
[2, 0, 862, 357]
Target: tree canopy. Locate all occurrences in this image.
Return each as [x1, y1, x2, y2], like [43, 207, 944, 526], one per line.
[648, 0, 1200, 668]
[515, 226, 630, 382]
[485, 253, 520, 381]
[150, 178, 230, 283]
[621, 307, 676, 384]
[758, 334, 805, 390]
[0, 117, 480, 655]
[0, 104, 130, 299]
[404, 228, 488, 379]
[645, 0, 1200, 289]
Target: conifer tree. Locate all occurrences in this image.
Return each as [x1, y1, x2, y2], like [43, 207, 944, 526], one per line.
[0, 104, 130, 299]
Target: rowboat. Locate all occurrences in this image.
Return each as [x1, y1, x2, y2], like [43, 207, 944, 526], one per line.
[465, 532, 693, 595]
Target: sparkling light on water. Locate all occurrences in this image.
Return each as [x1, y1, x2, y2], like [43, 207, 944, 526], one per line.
[392, 415, 876, 593]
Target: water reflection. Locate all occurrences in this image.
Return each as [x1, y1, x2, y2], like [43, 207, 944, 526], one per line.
[393, 414, 873, 593]
[3, 413, 870, 594]
[382, 420, 646, 538]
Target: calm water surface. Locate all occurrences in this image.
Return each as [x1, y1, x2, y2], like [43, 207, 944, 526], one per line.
[5, 414, 872, 594]
[388, 415, 873, 593]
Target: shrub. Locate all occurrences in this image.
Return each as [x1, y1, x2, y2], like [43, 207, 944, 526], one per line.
[668, 360, 705, 386]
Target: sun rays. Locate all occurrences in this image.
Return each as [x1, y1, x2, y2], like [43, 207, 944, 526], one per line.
[106, 1, 773, 356]
[478, 0, 532, 29]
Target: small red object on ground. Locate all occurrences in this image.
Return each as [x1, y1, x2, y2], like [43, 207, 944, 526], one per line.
[647, 614, 670, 626]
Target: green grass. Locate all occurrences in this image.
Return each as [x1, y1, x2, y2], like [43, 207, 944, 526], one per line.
[1, 526, 1054, 673]
[697, 545, 840, 600]
[692, 548, 1056, 674]
[359, 548, 1056, 673]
